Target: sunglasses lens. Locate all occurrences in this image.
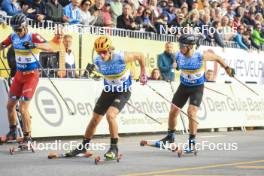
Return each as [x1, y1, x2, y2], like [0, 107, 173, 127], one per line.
[98, 51, 107, 55]
[14, 28, 23, 32]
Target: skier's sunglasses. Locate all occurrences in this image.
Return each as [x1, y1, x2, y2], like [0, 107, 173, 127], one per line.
[97, 50, 108, 55]
[13, 28, 23, 33]
[179, 43, 194, 49]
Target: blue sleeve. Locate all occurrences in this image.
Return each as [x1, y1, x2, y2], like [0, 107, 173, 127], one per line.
[1, 1, 21, 16]
[63, 6, 69, 16]
[234, 34, 249, 50]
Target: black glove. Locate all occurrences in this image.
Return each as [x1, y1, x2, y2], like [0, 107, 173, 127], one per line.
[86, 63, 96, 74]
[225, 66, 235, 77]
[23, 41, 36, 49]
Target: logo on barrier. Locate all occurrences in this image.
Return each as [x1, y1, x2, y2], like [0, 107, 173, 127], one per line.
[35, 87, 63, 127]
[197, 101, 207, 120]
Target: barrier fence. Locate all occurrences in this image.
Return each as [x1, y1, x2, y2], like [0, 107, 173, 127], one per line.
[1, 78, 263, 137]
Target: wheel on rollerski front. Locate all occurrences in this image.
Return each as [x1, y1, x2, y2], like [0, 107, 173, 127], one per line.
[9, 142, 35, 155]
[140, 140, 148, 146]
[177, 148, 198, 158]
[94, 154, 122, 165]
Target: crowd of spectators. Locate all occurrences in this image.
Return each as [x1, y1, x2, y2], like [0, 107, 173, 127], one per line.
[1, 0, 264, 50]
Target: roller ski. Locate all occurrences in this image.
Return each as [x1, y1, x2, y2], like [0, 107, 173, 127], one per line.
[9, 136, 35, 155]
[140, 140, 179, 152]
[48, 151, 93, 159]
[94, 146, 122, 165]
[177, 138, 198, 157]
[0, 129, 23, 145]
[48, 144, 92, 159]
[140, 132, 179, 152]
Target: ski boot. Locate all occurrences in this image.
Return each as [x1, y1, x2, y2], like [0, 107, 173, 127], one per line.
[104, 146, 118, 160]
[6, 129, 18, 141]
[18, 136, 33, 149]
[184, 138, 197, 155]
[65, 144, 87, 157]
[0, 129, 19, 145]
[155, 133, 175, 149]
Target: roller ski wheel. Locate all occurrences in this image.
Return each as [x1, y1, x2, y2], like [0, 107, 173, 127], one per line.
[9, 142, 35, 155]
[176, 148, 198, 157]
[0, 136, 7, 145]
[0, 136, 23, 144]
[94, 154, 122, 165]
[140, 140, 148, 146]
[48, 151, 93, 159]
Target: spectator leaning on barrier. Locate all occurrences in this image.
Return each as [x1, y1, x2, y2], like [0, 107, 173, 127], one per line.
[1, 0, 22, 16]
[252, 21, 264, 46]
[212, 20, 225, 49]
[198, 13, 213, 43]
[148, 0, 161, 21]
[221, 15, 234, 40]
[246, 25, 260, 50]
[89, 0, 111, 26]
[162, 1, 176, 25]
[135, 7, 156, 32]
[109, 0, 122, 27]
[170, 13, 184, 30]
[26, 0, 47, 23]
[63, 34, 77, 78]
[154, 13, 167, 34]
[234, 25, 249, 50]
[242, 30, 252, 50]
[80, 0, 96, 25]
[45, 0, 64, 23]
[63, 0, 81, 24]
[157, 42, 176, 81]
[116, 3, 137, 30]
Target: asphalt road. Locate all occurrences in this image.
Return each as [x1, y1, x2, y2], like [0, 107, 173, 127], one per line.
[0, 130, 264, 176]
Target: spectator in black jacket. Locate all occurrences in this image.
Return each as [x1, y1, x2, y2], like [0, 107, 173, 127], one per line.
[26, 0, 46, 23]
[135, 8, 156, 32]
[59, 0, 70, 7]
[117, 3, 137, 30]
[212, 20, 225, 48]
[45, 0, 64, 23]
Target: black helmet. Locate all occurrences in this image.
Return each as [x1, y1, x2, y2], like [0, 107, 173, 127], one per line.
[178, 34, 197, 45]
[10, 14, 27, 29]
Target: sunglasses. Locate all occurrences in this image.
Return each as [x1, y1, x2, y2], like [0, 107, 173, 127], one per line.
[14, 28, 23, 33]
[97, 50, 108, 55]
[145, 12, 151, 15]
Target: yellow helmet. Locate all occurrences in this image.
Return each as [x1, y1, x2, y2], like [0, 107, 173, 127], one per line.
[94, 36, 112, 52]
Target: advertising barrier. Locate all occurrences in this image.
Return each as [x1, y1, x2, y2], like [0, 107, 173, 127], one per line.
[25, 79, 264, 137]
[201, 46, 264, 84]
[0, 78, 10, 135]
